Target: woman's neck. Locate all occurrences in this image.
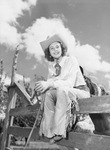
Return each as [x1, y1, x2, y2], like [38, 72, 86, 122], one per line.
[54, 56, 63, 63]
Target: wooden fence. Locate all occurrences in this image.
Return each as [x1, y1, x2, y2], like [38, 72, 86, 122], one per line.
[1, 81, 110, 150]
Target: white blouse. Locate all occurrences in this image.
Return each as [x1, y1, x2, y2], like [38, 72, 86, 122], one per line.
[47, 56, 86, 88]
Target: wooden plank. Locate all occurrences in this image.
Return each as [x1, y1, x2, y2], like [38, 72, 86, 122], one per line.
[7, 91, 17, 148]
[28, 141, 68, 150]
[59, 132, 110, 150]
[11, 148, 58, 150]
[14, 81, 32, 106]
[7, 126, 40, 140]
[7, 126, 110, 150]
[1, 88, 15, 150]
[11, 147, 36, 150]
[10, 95, 110, 117]
[75, 95, 110, 114]
[10, 103, 40, 116]
[10, 145, 65, 150]
[8, 126, 73, 150]
[39, 131, 110, 150]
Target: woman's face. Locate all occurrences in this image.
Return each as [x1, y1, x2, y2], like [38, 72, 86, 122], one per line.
[49, 42, 62, 59]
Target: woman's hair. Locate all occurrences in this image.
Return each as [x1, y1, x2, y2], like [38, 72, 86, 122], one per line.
[79, 66, 84, 75]
[44, 41, 67, 62]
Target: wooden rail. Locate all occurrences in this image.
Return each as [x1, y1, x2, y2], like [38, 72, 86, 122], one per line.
[9, 94, 110, 117]
[14, 81, 32, 106]
[1, 82, 32, 150]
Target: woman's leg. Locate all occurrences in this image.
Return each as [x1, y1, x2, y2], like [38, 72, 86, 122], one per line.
[49, 87, 70, 144]
[39, 89, 57, 138]
[69, 88, 90, 100]
[68, 88, 95, 133]
[53, 88, 70, 137]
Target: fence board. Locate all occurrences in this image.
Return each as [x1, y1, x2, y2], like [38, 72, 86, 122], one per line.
[8, 126, 110, 150]
[4, 82, 110, 150]
[1, 88, 15, 150]
[10, 95, 110, 117]
[8, 126, 39, 140]
[41, 132, 110, 150]
[75, 95, 110, 114]
[14, 81, 32, 106]
[64, 131, 110, 150]
[8, 127, 110, 150]
[10, 103, 40, 116]
[33, 131, 110, 150]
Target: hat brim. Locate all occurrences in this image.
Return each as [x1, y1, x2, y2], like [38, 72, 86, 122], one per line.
[40, 34, 66, 51]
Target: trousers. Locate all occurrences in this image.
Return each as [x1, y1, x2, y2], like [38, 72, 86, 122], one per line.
[39, 87, 90, 138]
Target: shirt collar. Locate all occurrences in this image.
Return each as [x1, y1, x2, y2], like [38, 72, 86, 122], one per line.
[52, 56, 67, 67]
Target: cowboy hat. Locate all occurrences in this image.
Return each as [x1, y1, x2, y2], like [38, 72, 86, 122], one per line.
[40, 34, 66, 51]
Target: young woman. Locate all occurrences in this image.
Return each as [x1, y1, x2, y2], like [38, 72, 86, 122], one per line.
[35, 34, 90, 144]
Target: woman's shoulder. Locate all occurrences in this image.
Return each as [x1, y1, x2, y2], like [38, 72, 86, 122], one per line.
[65, 55, 78, 64]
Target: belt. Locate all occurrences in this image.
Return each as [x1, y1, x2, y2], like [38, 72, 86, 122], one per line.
[74, 85, 89, 91]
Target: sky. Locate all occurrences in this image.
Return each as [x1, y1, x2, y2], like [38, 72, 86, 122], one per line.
[0, 0, 110, 92]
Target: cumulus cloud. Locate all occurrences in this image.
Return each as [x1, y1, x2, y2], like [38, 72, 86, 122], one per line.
[23, 17, 110, 74]
[4, 76, 11, 85]
[15, 73, 30, 82]
[95, 45, 101, 49]
[105, 73, 110, 79]
[74, 44, 110, 73]
[0, 23, 21, 46]
[1, 0, 110, 82]
[108, 81, 110, 92]
[23, 17, 76, 61]
[3, 73, 30, 85]
[100, 61, 110, 72]
[74, 44, 101, 73]
[0, 0, 37, 47]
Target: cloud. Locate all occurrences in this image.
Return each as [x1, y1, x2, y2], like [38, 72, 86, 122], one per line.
[73, 44, 110, 74]
[74, 44, 101, 73]
[0, 0, 37, 47]
[74, 44, 102, 73]
[108, 81, 110, 93]
[105, 73, 110, 79]
[104, 74, 110, 92]
[3, 73, 31, 85]
[32, 65, 37, 70]
[15, 73, 31, 82]
[23, 17, 76, 61]
[0, 72, 11, 85]
[23, 17, 110, 74]
[4, 76, 11, 85]
[0, 23, 21, 46]
[101, 61, 110, 72]
[95, 45, 101, 49]
[1, 0, 110, 76]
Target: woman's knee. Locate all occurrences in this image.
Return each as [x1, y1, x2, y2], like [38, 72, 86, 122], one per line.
[57, 87, 66, 95]
[44, 89, 56, 111]
[45, 89, 56, 100]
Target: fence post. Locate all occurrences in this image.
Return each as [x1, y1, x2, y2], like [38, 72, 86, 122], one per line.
[1, 45, 20, 150]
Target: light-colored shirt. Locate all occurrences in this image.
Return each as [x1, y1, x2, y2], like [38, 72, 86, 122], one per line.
[47, 56, 86, 88]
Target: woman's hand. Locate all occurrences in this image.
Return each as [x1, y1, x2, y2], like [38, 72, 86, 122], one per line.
[35, 81, 50, 93]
